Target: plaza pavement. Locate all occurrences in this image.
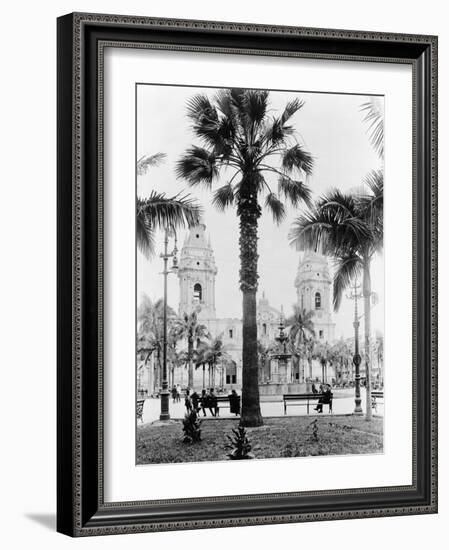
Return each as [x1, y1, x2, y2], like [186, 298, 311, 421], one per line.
[140, 388, 383, 424]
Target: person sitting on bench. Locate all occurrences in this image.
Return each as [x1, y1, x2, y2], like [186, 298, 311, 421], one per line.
[314, 384, 332, 413]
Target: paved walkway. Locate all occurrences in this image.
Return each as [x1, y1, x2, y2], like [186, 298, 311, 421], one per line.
[140, 388, 383, 424]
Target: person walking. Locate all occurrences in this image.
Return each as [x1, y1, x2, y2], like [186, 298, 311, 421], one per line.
[209, 388, 218, 417]
[229, 389, 240, 416]
[200, 389, 209, 416]
[184, 389, 192, 413]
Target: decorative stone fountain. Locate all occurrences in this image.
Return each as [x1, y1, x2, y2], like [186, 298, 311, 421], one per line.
[270, 307, 293, 384]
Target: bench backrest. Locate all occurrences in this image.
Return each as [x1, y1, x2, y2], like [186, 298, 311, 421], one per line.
[283, 393, 330, 400]
[371, 391, 384, 398]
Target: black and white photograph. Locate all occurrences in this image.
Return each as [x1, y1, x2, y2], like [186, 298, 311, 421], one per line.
[135, 84, 385, 464]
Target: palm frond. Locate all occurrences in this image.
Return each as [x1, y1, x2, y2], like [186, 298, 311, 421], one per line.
[214, 89, 233, 117]
[278, 176, 312, 207]
[186, 94, 218, 124]
[280, 97, 305, 125]
[333, 254, 362, 310]
[176, 146, 218, 186]
[263, 118, 293, 147]
[358, 169, 384, 231]
[212, 182, 235, 211]
[282, 144, 314, 175]
[137, 192, 202, 257]
[289, 192, 371, 257]
[136, 206, 155, 258]
[264, 192, 286, 223]
[241, 89, 269, 128]
[360, 98, 384, 157]
[363, 169, 383, 198]
[286, 304, 315, 344]
[289, 206, 333, 253]
[137, 152, 166, 176]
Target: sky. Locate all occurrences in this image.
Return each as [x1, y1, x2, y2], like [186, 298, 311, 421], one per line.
[136, 84, 384, 339]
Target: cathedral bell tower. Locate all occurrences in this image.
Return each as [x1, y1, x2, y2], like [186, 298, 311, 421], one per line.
[178, 224, 217, 320]
[294, 251, 335, 342]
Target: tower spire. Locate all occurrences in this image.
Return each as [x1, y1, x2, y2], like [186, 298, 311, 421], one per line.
[177, 224, 217, 320]
[294, 251, 335, 342]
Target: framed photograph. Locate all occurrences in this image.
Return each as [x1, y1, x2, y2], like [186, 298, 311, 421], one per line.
[57, 12, 438, 536]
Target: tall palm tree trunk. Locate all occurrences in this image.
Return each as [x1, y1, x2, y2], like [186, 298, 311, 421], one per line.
[363, 255, 373, 420]
[239, 193, 263, 427]
[187, 339, 194, 389]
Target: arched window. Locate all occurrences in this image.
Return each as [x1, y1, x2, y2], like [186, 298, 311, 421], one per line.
[262, 323, 267, 335]
[315, 292, 321, 309]
[193, 283, 202, 301]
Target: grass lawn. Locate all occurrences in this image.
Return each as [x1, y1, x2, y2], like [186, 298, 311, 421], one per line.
[136, 415, 383, 464]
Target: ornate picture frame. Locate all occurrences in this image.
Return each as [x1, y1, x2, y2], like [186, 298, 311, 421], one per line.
[57, 12, 437, 536]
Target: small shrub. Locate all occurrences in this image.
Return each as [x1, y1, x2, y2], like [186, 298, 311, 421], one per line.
[309, 419, 319, 442]
[280, 442, 308, 458]
[226, 427, 254, 460]
[181, 409, 202, 444]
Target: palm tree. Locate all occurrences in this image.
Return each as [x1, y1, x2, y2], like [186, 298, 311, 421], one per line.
[289, 173, 383, 419]
[257, 340, 271, 383]
[194, 340, 211, 389]
[286, 305, 315, 382]
[171, 311, 210, 389]
[330, 338, 353, 384]
[304, 336, 315, 381]
[136, 152, 202, 258]
[177, 89, 313, 426]
[137, 293, 177, 392]
[314, 341, 333, 383]
[202, 336, 232, 388]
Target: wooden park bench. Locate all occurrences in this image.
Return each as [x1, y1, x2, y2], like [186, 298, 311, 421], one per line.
[283, 393, 333, 415]
[371, 390, 384, 412]
[216, 395, 231, 409]
[217, 395, 240, 414]
[136, 398, 145, 423]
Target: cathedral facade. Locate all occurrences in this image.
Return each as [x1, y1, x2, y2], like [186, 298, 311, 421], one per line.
[174, 225, 335, 390]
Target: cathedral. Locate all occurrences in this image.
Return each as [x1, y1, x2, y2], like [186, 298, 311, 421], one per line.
[175, 224, 336, 391]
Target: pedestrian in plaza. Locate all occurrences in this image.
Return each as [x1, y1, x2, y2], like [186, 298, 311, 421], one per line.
[176, 384, 182, 402]
[228, 389, 240, 416]
[171, 385, 177, 403]
[190, 390, 200, 413]
[209, 388, 218, 417]
[314, 384, 333, 413]
[184, 389, 192, 412]
[200, 389, 209, 416]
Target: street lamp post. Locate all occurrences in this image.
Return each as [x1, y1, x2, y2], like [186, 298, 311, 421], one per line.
[348, 281, 363, 415]
[159, 226, 178, 421]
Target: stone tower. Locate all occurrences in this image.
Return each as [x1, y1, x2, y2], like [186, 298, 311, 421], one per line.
[178, 224, 217, 320]
[294, 251, 335, 342]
